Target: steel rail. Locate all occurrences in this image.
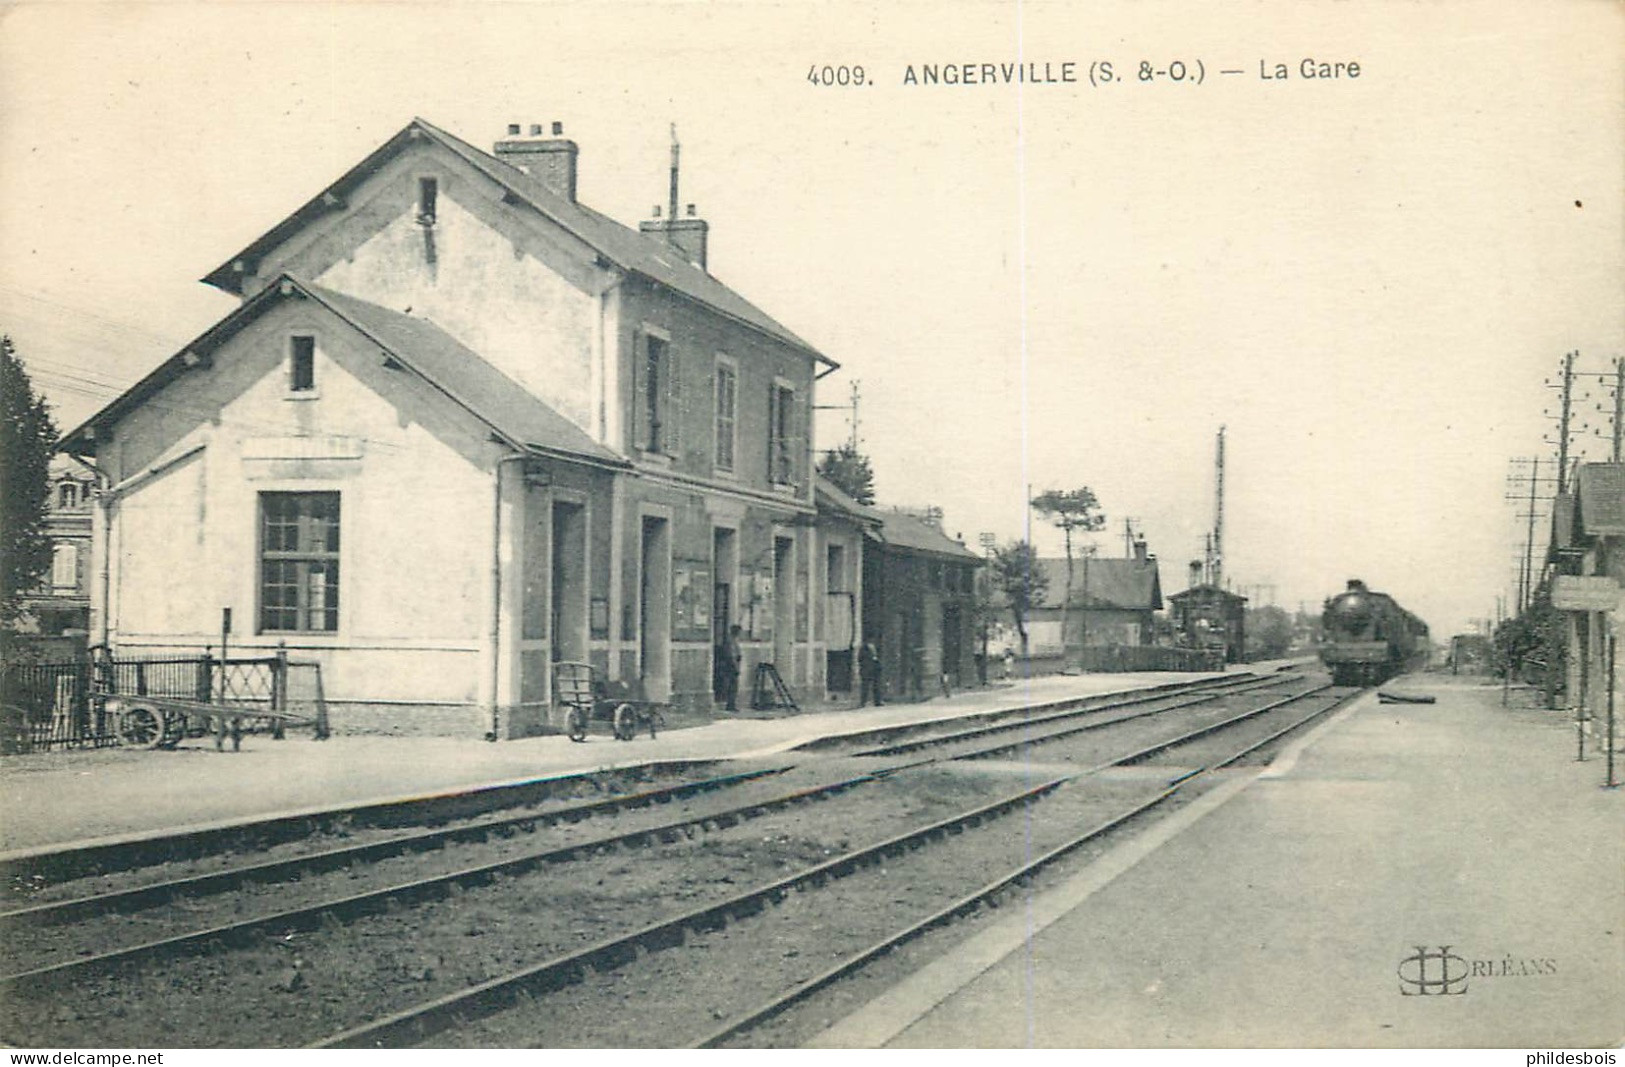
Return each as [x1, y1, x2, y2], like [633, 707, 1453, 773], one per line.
[693, 685, 1355, 1047]
[848, 675, 1287, 759]
[689, 783, 1183, 1048]
[1, 674, 1249, 891]
[794, 673, 1256, 753]
[0, 757, 743, 888]
[937, 676, 1311, 764]
[0, 768, 882, 989]
[0, 766, 790, 929]
[1166, 685, 1360, 785]
[309, 774, 1071, 1049]
[1103, 682, 1333, 767]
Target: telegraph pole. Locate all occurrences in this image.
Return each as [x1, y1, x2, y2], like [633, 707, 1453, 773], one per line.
[1212, 426, 1226, 591]
[1505, 457, 1558, 615]
[814, 379, 862, 454]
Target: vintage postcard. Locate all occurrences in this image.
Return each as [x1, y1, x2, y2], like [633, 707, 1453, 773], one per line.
[0, 0, 1620, 1056]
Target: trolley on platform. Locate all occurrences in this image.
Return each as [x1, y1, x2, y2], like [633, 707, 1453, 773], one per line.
[551, 661, 665, 743]
[101, 692, 329, 751]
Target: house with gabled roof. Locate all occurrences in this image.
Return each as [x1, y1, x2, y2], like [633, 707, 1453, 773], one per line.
[60, 118, 841, 736]
[1026, 547, 1164, 655]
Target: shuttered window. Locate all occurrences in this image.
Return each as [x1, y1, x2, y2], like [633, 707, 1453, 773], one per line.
[714, 361, 737, 471]
[769, 383, 797, 486]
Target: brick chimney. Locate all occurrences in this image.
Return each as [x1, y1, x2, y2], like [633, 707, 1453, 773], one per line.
[640, 203, 709, 270]
[1133, 539, 1149, 562]
[638, 125, 709, 270]
[493, 121, 578, 202]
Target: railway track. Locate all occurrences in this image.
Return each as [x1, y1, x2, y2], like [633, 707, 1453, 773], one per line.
[0, 673, 1287, 976]
[1, 672, 1268, 900]
[0, 672, 1352, 1048]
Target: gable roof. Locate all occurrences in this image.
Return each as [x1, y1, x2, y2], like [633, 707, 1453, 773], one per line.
[1034, 557, 1162, 611]
[873, 511, 980, 561]
[201, 118, 835, 369]
[60, 275, 625, 470]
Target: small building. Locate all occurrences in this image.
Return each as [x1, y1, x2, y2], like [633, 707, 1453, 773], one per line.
[1167, 584, 1248, 663]
[861, 509, 981, 699]
[1027, 545, 1164, 654]
[13, 455, 99, 653]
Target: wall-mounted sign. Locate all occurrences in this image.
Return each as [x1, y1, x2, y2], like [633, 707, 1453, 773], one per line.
[1551, 575, 1621, 612]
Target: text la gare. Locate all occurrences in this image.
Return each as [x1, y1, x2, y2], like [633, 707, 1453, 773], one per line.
[1261, 58, 1361, 79]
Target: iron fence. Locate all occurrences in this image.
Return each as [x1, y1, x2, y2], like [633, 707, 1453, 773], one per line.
[0, 649, 291, 754]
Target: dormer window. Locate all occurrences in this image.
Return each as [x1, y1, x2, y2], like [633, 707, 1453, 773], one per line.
[290, 335, 316, 392]
[58, 483, 78, 508]
[417, 177, 438, 226]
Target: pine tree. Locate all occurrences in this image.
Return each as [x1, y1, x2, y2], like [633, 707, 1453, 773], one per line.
[817, 442, 876, 505]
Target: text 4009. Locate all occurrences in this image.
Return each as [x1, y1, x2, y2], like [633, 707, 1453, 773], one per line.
[808, 64, 868, 87]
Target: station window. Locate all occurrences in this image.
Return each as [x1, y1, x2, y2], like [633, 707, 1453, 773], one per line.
[51, 543, 77, 590]
[417, 177, 438, 226]
[639, 333, 679, 456]
[714, 360, 737, 471]
[260, 492, 340, 632]
[768, 383, 796, 485]
[289, 335, 316, 393]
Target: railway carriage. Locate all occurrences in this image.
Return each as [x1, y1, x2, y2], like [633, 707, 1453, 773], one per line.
[1318, 578, 1429, 686]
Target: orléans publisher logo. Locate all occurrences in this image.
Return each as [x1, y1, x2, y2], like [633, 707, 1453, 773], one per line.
[1397, 945, 1559, 996]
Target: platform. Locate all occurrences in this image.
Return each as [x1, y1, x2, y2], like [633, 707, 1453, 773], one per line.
[809, 677, 1624, 1049]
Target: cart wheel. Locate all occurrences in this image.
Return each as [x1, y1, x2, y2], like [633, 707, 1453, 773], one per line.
[612, 703, 637, 742]
[565, 706, 588, 743]
[116, 704, 165, 749]
[158, 711, 187, 750]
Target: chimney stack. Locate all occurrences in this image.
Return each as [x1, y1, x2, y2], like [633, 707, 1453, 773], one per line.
[638, 124, 709, 270]
[493, 120, 578, 202]
[1133, 539, 1148, 562]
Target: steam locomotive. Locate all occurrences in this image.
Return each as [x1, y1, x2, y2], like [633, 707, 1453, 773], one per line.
[1319, 579, 1429, 686]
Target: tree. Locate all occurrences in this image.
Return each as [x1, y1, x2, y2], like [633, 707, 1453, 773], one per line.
[816, 443, 876, 505]
[1, 336, 58, 631]
[989, 540, 1048, 656]
[1030, 487, 1106, 652]
[1245, 605, 1294, 660]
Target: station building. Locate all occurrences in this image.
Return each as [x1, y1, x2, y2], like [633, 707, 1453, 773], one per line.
[59, 118, 848, 737]
[1549, 462, 1625, 755]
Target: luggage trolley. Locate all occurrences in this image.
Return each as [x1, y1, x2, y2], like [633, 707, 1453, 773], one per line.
[552, 661, 665, 743]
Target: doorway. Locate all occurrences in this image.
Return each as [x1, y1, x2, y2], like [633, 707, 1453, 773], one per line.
[639, 515, 671, 699]
[550, 501, 586, 663]
[773, 535, 794, 682]
[712, 527, 737, 700]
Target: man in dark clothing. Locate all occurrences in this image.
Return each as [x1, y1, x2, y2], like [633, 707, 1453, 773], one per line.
[718, 625, 743, 712]
[858, 639, 884, 707]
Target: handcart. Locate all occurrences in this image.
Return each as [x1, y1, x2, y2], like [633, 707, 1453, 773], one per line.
[100, 691, 329, 751]
[552, 661, 665, 743]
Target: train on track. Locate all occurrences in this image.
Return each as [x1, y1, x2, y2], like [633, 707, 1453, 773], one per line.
[1318, 578, 1429, 686]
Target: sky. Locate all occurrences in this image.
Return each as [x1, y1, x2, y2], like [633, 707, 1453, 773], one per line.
[1, 0, 1621, 639]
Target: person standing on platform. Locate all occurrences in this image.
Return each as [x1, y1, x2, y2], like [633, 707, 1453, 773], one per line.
[859, 638, 885, 707]
[718, 624, 743, 712]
